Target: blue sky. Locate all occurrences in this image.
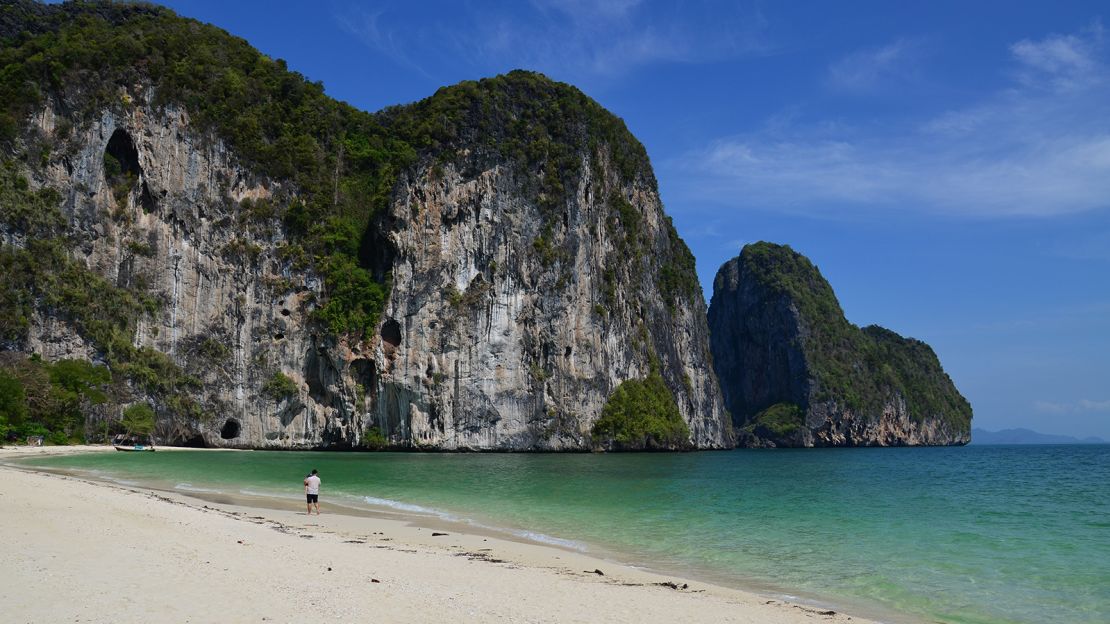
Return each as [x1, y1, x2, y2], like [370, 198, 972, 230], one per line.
[156, 1, 1110, 439]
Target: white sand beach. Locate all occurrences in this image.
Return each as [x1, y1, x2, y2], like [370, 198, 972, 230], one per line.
[0, 445, 878, 624]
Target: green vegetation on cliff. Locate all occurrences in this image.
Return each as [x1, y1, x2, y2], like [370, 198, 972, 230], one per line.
[739, 242, 971, 432]
[1, 159, 202, 432]
[749, 402, 805, 439]
[261, 372, 297, 402]
[0, 1, 686, 339]
[1, 1, 395, 337]
[0, 1, 710, 447]
[592, 369, 690, 449]
[862, 325, 972, 432]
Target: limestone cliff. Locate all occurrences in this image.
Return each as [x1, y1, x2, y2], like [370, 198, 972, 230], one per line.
[0, 2, 730, 450]
[708, 243, 971, 447]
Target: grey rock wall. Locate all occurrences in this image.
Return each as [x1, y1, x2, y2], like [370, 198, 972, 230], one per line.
[371, 152, 730, 449]
[12, 94, 732, 450]
[23, 95, 356, 448]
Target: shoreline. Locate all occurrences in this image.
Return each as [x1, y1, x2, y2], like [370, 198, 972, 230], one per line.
[1, 445, 902, 623]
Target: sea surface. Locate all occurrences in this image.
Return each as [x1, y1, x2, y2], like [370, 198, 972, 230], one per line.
[16, 445, 1109, 624]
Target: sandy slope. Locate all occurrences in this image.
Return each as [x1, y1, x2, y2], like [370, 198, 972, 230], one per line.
[0, 446, 878, 624]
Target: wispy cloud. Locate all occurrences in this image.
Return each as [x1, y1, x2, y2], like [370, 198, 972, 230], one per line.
[1011, 23, 1104, 91]
[1035, 398, 1110, 414]
[827, 38, 924, 92]
[1034, 400, 1069, 414]
[336, 1, 770, 80]
[336, 8, 434, 78]
[670, 24, 1110, 218]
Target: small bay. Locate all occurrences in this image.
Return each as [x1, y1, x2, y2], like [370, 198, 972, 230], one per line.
[18, 444, 1109, 624]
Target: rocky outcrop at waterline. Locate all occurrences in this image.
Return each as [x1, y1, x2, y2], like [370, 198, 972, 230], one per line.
[0, 1, 730, 450]
[707, 243, 971, 447]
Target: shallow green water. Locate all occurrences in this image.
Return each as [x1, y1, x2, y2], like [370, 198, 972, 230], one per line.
[17, 445, 1109, 624]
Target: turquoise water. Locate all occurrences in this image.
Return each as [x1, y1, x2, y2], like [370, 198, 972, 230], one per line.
[16, 445, 1109, 624]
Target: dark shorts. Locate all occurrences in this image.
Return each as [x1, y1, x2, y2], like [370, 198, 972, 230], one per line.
[306, 493, 318, 503]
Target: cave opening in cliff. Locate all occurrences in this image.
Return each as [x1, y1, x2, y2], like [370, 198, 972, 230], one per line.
[350, 358, 377, 399]
[103, 128, 147, 211]
[105, 128, 141, 179]
[220, 419, 241, 439]
[179, 434, 207, 448]
[381, 319, 402, 348]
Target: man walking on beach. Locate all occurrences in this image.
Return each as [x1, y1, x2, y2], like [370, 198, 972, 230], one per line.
[304, 469, 321, 515]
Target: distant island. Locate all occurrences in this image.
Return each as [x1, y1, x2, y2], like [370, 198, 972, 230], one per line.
[971, 428, 1106, 445]
[708, 243, 971, 447]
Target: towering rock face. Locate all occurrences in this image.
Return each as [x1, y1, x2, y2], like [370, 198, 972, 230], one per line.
[0, 3, 730, 450]
[11, 100, 352, 448]
[376, 154, 730, 449]
[708, 243, 971, 447]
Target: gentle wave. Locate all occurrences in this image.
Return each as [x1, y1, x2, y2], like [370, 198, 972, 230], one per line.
[362, 495, 455, 519]
[175, 482, 223, 494]
[240, 488, 299, 500]
[361, 495, 586, 551]
[505, 528, 588, 552]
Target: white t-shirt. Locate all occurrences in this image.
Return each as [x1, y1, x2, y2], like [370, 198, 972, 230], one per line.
[305, 475, 321, 495]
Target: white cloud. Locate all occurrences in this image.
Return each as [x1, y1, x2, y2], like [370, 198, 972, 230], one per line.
[336, 1, 770, 80]
[722, 238, 751, 251]
[1079, 399, 1110, 412]
[670, 24, 1110, 218]
[335, 9, 435, 78]
[1034, 401, 1069, 414]
[827, 39, 922, 92]
[1034, 399, 1110, 414]
[531, 0, 643, 20]
[1011, 22, 1104, 91]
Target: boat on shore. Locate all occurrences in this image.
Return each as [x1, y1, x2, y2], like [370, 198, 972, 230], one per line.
[113, 444, 155, 452]
[111, 434, 155, 452]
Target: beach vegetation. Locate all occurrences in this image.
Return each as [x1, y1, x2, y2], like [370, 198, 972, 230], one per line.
[748, 402, 804, 438]
[121, 403, 155, 436]
[362, 425, 387, 450]
[0, 354, 111, 443]
[0, 369, 28, 440]
[592, 369, 690, 449]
